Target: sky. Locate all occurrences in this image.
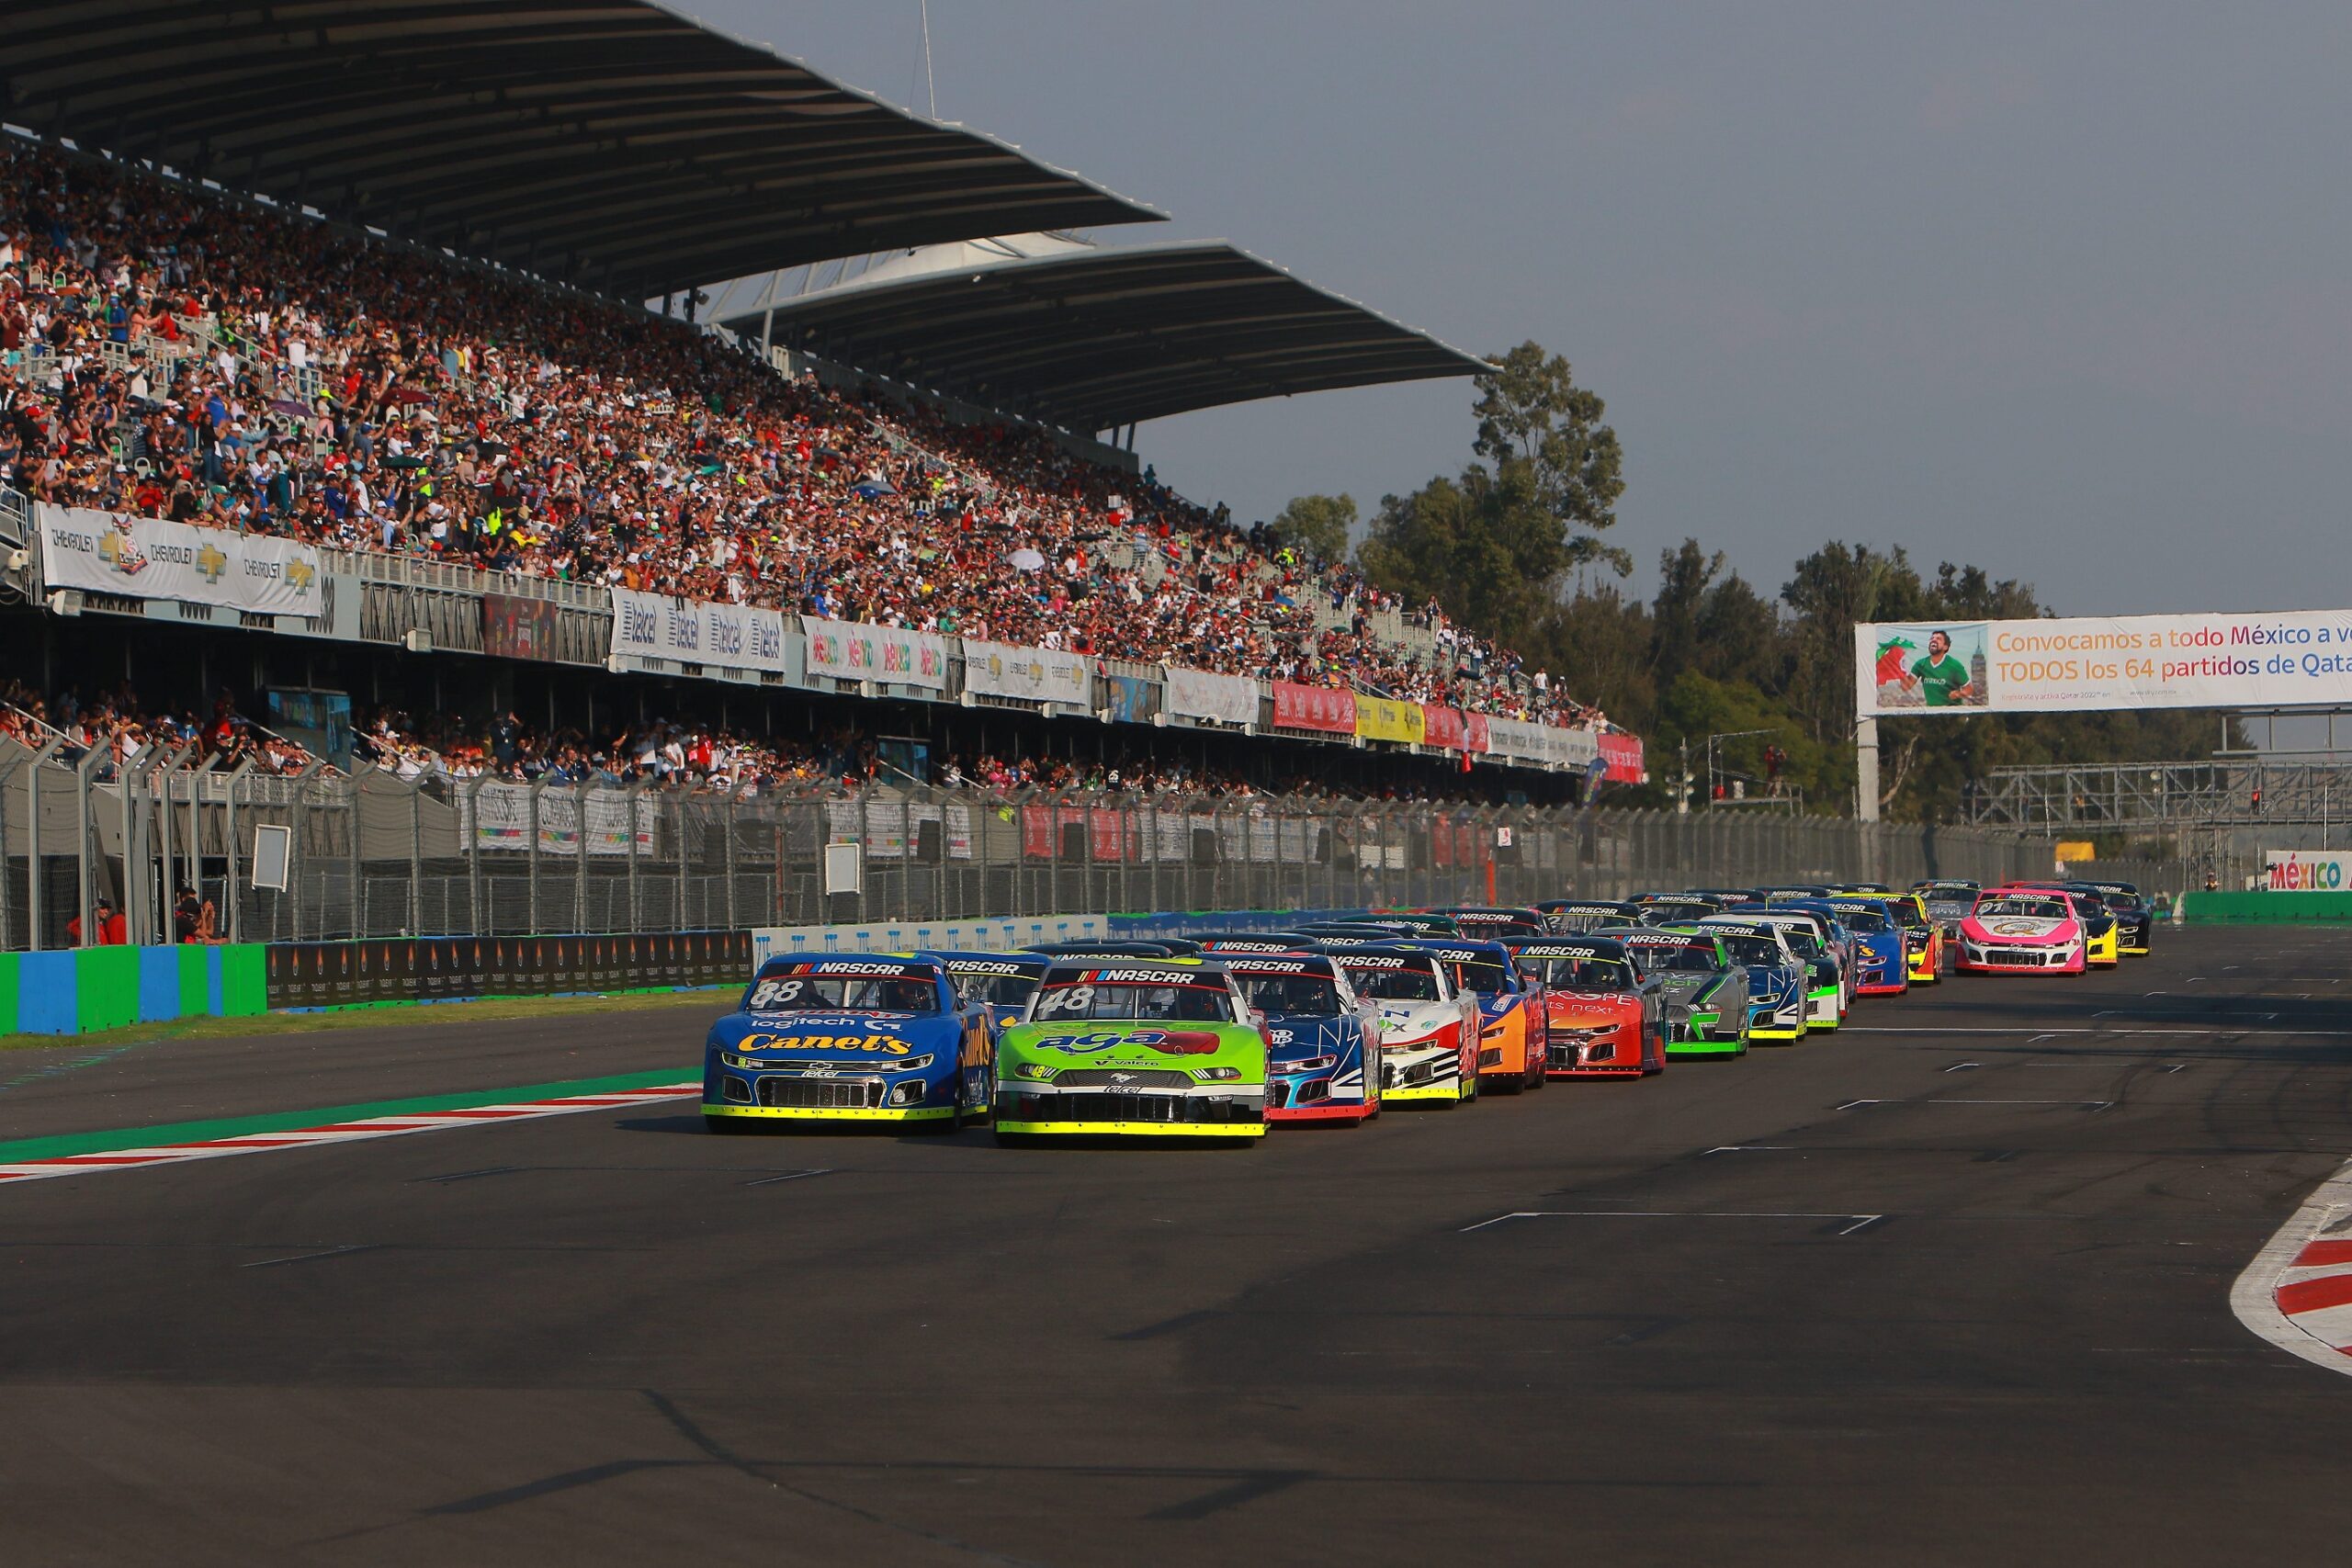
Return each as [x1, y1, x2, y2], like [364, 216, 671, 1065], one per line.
[696, 2, 2352, 617]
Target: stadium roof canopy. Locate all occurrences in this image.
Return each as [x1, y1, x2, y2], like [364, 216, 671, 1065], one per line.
[0, 0, 1162, 297]
[713, 235, 1488, 432]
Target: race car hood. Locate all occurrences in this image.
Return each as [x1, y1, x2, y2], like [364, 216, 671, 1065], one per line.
[1258, 1013, 1362, 1066]
[998, 1019, 1265, 1073]
[1962, 915, 2075, 942]
[710, 1010, 964, 1061]
[1372, 998, 1463, 1043]
[1648, 971, 1733, 1009]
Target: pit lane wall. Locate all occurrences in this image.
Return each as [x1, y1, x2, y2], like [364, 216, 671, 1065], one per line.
[2177, 892, 2352, 923]
[0, 944, 266, 1035]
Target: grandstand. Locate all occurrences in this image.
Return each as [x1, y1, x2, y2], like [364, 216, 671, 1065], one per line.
[0, 2, 1640, 856]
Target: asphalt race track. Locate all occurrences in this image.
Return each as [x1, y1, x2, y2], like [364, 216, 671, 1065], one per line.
[6, 929, 2352, 1566]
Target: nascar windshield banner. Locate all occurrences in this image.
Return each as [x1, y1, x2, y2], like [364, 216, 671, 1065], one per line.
[962, 640, 1092, 707]
[1858, 611, 2352, 716]
[38, 503, 324, 617]
[803, 617, 949, 690]
[1164, 666, 1260, 725]
[1271, 681, 1357, 734]
[609, 589, 789, 674]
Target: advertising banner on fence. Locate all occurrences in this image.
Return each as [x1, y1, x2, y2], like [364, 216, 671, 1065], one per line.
[1486, 716, 1545, 762]
[39, 503, 324, 617]
[1353, 694, 1426, 744]
[1857, 610, 2352, 716]
[1271, 681, 1358, 734]
[1598, 729, 1645, 784]
[1423, 705, 1465, 750]
[1102, 673, 1161, 724]
[962, 640, 1092, 707]
[610, 589, 788, 673]
[482, 593, 562, 661]
[802, 617, 949, 690]
[1164, 666, 1261, 725]
[459, 783, 657, 855]
[2264, 851, 2352, 892]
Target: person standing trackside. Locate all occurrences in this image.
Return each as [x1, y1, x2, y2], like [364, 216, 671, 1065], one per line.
[1903, 630, 1975, 707]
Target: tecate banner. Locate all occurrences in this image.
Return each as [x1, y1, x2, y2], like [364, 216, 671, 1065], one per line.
[962, 639, 1092, 707]
[610, 589, 788, 673]
[1859, 611, 2352, 716]
[803, 617, 949, 690]
[2264, 851, 2352, 892]
[39, 503, 324, 617]
[1164, 666, 1261, 725]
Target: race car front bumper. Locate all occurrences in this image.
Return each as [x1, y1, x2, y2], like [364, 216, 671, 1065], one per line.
[1545, 1021, 1648, 1076]
[707, 1067, 956, 1122]
[1958, 941, 2083, 972]
[993, 1084, 1266, 1135]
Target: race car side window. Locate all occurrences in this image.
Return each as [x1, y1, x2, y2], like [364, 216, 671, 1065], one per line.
[1032, 980, 1237, 1022]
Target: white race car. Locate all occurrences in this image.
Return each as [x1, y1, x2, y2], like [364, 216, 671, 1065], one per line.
[1328, 944, 1481, 1105]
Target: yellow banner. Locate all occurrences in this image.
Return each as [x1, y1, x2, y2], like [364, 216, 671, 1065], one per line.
[1353, 694, 1427, 744]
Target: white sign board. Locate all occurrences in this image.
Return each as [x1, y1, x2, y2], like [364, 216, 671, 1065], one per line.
[962, 639, 1093, 707]
[2263, 851, 2352, 892]
[609, 589, 788, 673]
[1163, 666, 1260, 726]
[40, 504, 325, 617]
[802, 617, 949, 690]
[1858, 611, 2352, 716]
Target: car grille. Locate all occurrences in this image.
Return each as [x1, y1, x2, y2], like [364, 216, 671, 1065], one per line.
[1052, 1068, 1194, 1089]
[758, 1077, 884, 1109]
[1016, 1092, 1258, 1124]
[1975, 947, 2052, 967]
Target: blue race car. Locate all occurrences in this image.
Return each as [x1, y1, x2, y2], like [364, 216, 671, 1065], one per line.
[704, 953, 991, 1131]
[1821, 897, 1910, 996]
[1221, 951, 1385, 1123]
[933, 951, 1051, 1043]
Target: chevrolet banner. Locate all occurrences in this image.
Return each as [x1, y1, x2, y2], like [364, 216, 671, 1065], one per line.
[962, 639, 1093, 706]
[39, 503, 324, 617]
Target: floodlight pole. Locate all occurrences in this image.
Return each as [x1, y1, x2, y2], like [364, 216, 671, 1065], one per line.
[1856, 716, 1881, 823]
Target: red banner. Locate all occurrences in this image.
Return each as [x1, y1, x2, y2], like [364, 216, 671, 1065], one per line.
[1600, 730, 1645, 784]
[1464, 713, 1491, 755]
[1271, 681, 1358, 734]
[1020, 804, 1133, 861]
[1423, 705, 1463, 750]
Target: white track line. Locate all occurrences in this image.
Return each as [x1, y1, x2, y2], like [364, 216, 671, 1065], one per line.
[1462, 1210, 1883, 1235]
[2231, 1157, 2352, 1377]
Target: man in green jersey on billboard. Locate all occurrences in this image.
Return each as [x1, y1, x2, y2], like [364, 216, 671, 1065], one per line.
[1905, 630, 1975, 706]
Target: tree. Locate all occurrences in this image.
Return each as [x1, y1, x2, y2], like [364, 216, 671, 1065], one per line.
[1472, 341, 1629, 576]
[1271, 493, 1356, 565]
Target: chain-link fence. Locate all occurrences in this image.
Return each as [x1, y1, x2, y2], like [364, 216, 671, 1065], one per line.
[0, 742, 2165, 950]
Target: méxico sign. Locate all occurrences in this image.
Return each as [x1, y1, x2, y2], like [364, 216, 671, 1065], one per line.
[1859, 610, 2352, 716]
[2264, 851, 2351, 892]
[39, 503, 323, 617]
[803, 617, 949, 690]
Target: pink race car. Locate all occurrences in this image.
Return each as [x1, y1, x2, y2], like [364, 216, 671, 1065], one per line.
[1954, 891, 2086, 975]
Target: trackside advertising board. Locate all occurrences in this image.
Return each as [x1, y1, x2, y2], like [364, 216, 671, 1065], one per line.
[1858, 611, 2352, 716]
[40, 502, 324, 617]
[2264, 852, 2352, 892]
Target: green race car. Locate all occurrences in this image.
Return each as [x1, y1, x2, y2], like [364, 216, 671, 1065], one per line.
[994, 958, 1269, 1143]
[1614, 928, 1752, 1056]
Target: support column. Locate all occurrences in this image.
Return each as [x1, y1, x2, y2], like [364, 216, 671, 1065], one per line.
[1856, 716, 1882, 824]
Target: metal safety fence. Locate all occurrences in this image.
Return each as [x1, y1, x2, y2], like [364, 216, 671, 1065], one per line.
[0, 742, 2156, 951]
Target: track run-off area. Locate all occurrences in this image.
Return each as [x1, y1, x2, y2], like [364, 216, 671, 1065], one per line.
[6, 928, 2352, 1566]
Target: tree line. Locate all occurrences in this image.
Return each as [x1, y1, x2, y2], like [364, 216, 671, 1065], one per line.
[1276, 342, 2214, 822]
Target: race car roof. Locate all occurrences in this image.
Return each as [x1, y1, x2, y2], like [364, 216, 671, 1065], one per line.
[0, 1, 1162, 297]
[1321, 943, 1442, 965]
[928, 951, 1050, 972]
[1216, 953, 1340, 976]
[718, 237, 1484, 431]
[752, 953, 944, 977]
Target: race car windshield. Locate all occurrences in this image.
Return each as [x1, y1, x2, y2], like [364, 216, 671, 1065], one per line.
[1779, 929, 1824, 957]
[956, 974, 1041, 1007]
[1629, 943, 1720, 974]
[1032, 981, 1236, 1022]
[1442, 959, 1514, 995]
[1836, 908, 1891, 932]
[1553, 912, 1627, 932]
[1339, 964, 1442, 1001]
[1713, 934, 1784, 966]
[746, 975, 942, 1014]
[2101, 892, 2144, 910]
[1884, 902, 1927, 929]
[1235, 975, 1346, 1017]
[1520, 956, 1636, 989]
[1977, 897, 2071, 920]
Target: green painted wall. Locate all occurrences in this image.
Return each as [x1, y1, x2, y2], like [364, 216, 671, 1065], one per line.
[2179, 891, 2352, 923]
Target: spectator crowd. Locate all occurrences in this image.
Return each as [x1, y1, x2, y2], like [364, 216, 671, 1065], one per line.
[1, 136, 1614, 732]
[1, 678, 318, 776]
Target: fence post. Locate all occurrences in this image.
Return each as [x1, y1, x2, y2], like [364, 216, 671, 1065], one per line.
[345, 761, 369, 941]
[723, 780, 741, 931]
[222, 757, 254, 944]
[626, 779, 644, 931]
[464, 773, 487, 934]
[526, 775, 545, 934]
[288, 761, 322, 942]
[409, 775, 425, 935]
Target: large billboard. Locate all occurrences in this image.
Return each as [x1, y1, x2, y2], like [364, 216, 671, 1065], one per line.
[40, 503, 324, 617]
[1857, 610, 2352, 716]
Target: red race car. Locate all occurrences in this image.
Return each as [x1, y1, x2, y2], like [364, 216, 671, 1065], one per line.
[1508, 936, 1665, 1077]
[1954, 889, 2087, 975]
